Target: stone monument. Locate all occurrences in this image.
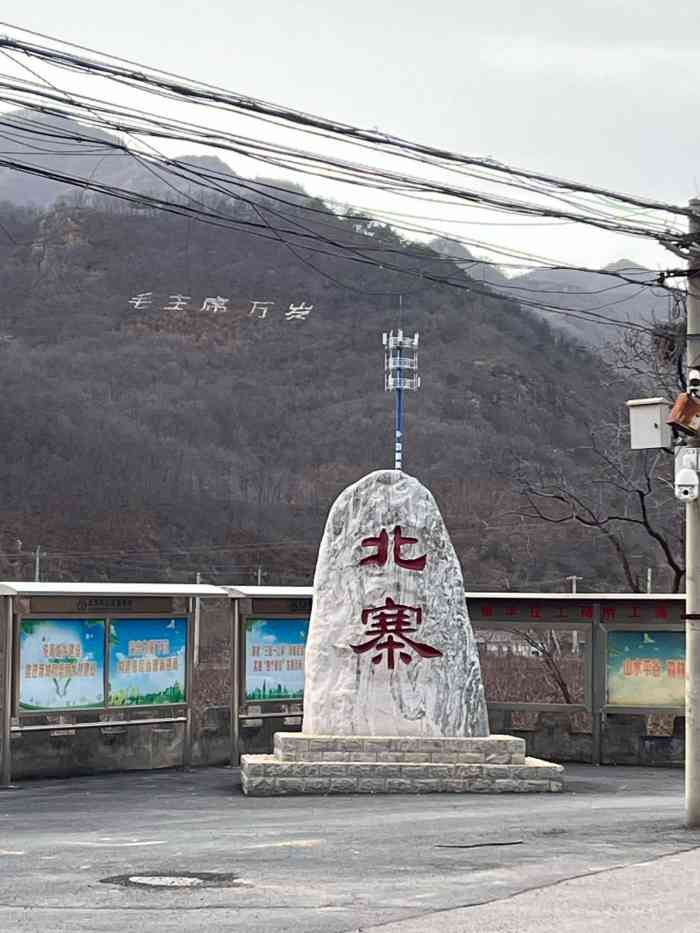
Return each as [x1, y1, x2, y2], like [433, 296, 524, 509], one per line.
[242, 470, 563, 795]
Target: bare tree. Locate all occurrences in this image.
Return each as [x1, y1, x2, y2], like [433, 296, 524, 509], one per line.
[513, 629, 575, 704]
[518, 421, 683, 591]
[608, 300, 686, 399]
[516, 301, 688, 592]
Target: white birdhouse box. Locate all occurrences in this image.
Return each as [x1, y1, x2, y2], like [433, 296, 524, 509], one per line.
[626, 397, 672, 449]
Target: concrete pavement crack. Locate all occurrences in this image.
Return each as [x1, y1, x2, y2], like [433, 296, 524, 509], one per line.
[0, 904, 388, 912]
[349, 841, 700, 932]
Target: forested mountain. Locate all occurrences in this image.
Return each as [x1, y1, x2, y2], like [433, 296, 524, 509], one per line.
[0, 152, 669, 591]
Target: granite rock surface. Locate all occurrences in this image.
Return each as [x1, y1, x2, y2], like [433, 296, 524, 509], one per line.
[302, 469, 489, 737]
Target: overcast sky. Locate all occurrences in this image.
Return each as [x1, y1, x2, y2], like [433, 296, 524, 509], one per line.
[1, 1, 698, 272]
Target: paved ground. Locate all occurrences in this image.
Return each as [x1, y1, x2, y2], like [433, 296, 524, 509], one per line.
[0, 764, 698, 932]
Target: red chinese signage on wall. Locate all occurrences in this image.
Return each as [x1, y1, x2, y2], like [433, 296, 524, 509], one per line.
[350, 526, 442, 671]
[470, 600, 681, 625]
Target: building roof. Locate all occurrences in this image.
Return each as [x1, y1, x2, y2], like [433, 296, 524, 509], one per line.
[232, 585, 313, 598]
[0, 583, 684, 601]
[230, 587, 683, 601]
[0, 582, 240, 598]
[462, 592, 684, 601]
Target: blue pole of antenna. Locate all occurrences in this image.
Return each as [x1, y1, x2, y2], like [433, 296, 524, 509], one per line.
[395, 376, 404, 471]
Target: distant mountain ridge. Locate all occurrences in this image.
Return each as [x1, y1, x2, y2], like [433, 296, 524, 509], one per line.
[0, 109, 237, 207]
[429, 237, 667, 349]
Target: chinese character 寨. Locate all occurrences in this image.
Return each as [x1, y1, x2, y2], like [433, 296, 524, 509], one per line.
[359, 525, 426, 571]
[350, 597, 442, 670]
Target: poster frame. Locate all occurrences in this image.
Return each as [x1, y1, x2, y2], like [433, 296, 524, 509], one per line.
[238, 607, 310, 715]
[16, 615, 106, 713]
[602, 622, 686, 715]
[13, 611, 191, 718]
[471, 620, 593, 713]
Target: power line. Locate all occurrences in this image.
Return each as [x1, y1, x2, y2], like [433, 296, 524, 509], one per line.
[0, 156, 661, 330]
[0, 38, 683, 330]
[0, 26, 689, 225]
[0, 39, 688, 249]
[0, 149, 652, 329]
[0, 69, 680, 284]
[0, 113, 668, 328]
[2, 107, 682, 293]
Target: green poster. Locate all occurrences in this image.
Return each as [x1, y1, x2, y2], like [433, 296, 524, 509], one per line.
[19, 619, 105, 710]
[245, 618, 308, 702]
[109, 618, 187, 706]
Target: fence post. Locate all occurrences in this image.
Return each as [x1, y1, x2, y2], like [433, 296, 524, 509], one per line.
[230, 598, 240, 766]
[1, 596, 14, 788]
[590, 602, 604, 765]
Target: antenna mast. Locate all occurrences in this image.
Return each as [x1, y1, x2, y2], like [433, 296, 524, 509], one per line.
[383, 328, 420, 471]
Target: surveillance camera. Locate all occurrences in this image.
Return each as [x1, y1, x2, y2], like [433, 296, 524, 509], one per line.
[675, 466, 700, 501]
[689, 369, 700, 399]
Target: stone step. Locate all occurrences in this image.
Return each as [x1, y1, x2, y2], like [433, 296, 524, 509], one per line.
[241, 754, 564, 796]
[273, 732, 526, 765]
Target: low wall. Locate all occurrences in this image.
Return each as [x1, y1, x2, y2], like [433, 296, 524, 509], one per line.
[488, 710, 685, 767]
[9, 707, 233, 781]
[3, 707, 685, 781]
[10, 722, 185, 779]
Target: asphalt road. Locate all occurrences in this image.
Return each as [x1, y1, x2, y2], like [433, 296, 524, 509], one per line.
[0, 764, 697, 932]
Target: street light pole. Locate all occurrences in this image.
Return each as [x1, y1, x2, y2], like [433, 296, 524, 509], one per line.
[686, 200, 700, 827]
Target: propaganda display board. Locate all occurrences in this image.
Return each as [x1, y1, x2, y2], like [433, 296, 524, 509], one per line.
[606, 630, 685, 708]
[244, 617, 308, 703]
[18, 616, 189, 712]
[108, 618, 188, 706]
[18, 618, 106, 711]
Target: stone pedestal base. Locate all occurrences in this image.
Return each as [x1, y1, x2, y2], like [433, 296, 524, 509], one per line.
[241, 733, 564, 796]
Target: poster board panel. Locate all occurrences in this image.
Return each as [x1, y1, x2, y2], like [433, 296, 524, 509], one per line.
[245, 617, 309, 703]
[108, 618, 188, 706]
[606, 629, 685, 707]
[19, 618, 105, 711]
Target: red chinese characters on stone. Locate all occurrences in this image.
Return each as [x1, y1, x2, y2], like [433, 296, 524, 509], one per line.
[359, 526, 427, 571]
[350, 597, 443, 670]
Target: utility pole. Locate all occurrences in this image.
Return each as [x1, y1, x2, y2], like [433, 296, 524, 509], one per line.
[383, 329, 420, 470]
[33, 545, 42, 582]
[565, 576, 582, 655]
[686, 200, 700, 828]
[629, 201, 700, 825]
[193, 571, 201, 667]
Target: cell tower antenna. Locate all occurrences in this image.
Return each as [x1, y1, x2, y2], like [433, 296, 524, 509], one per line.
[382, 318, 420, 471]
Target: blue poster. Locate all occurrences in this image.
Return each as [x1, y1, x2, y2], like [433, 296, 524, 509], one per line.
[19, 619, 105, 710]
[245, 618, 308, 702]
[109, 618, 188, 706]
[607, 630, 685, 707]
